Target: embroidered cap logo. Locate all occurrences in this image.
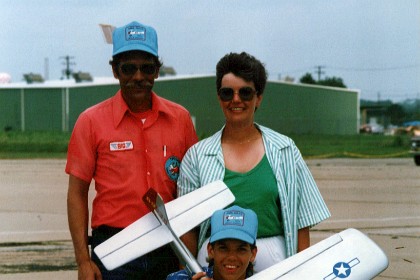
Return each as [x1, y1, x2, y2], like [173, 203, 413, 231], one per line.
[126, 25, 146, 41]
[223, 210, 245, 226]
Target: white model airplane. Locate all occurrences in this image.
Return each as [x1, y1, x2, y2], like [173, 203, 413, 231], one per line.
[95, 181, 388, 279]
[143, 187, 206, 277]
[94, 180, 235, 271]
[99, 24, 115, 44]
[248, 228, 388, 279]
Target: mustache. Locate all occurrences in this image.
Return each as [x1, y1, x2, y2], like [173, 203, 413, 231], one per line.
[125, 81, 153, 90]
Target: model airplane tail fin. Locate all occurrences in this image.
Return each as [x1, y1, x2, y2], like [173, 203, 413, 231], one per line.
[143, 188, 170, 225]
[99, 24, 115, 44]
[94, 180, 234, 271]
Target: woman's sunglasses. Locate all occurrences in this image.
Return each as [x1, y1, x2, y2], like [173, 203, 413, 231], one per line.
[119, 63, 158, 76]
[218, 87, 257, 101]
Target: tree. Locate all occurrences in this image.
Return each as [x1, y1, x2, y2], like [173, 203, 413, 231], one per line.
[387, 104, 406, 125]
[299, 73, 316, 84]
[317, 76, 346, 88]
[159, 66, 176, 77]
[299, 73, 347, 88]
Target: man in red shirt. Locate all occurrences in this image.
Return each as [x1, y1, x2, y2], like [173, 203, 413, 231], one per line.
[66, 21, 198, 279]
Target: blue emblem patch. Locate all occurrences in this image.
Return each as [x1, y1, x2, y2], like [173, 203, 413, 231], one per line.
[165, 156, 180, 181]
[125, 25, 146, 41]
[324, 258, 360, 280]
[223, 210, 245, 226]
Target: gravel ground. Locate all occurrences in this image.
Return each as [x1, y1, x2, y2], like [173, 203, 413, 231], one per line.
[0, 158, 419, 279]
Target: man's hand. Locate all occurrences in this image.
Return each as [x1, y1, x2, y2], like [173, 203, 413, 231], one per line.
[78, 260, 102, 280]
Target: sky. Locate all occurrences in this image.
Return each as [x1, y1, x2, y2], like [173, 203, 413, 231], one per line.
[1, 0, 419, 102]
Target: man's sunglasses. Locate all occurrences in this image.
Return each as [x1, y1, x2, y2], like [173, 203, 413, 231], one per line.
[119, 63, 158, 76]
[218, 87, 257, 101]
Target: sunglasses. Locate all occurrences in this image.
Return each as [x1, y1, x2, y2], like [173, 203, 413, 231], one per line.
[218, 87, 257, 101]
[119, 63, 158, 76]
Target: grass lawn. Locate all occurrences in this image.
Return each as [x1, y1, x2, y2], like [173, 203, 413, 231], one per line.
[290, 133, 412, 158]
[0, 131, 412, 159]
[0, 132, 70, 159]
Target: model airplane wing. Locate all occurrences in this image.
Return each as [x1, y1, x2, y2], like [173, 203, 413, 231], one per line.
[94, 180, 234, 271]
[248, 228, 388, 279]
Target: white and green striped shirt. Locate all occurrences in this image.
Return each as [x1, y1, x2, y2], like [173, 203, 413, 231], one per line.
[177, 123, 330, 257]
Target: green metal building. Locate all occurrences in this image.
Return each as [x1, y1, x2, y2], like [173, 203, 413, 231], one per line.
[0, 75, 359, 135]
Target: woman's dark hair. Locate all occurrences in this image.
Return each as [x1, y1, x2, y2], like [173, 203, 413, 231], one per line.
[216, 52, 268, 96]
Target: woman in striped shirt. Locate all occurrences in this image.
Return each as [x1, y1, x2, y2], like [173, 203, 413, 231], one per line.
[178, 52, 330, 273]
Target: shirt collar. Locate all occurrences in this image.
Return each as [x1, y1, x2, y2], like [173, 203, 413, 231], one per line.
[112, 90, 175, 128]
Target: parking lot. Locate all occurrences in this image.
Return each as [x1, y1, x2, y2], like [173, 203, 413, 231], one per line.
[0, 158, 419, 279]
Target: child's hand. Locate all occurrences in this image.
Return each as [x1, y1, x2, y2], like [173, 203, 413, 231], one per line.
[192, 271, 211, 280]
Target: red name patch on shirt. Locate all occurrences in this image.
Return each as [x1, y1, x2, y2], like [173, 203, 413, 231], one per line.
[110, 141, 133, 151]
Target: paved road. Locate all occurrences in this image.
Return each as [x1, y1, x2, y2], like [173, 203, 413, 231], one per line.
[307, 158, 420, 280]
[0, 158, 419, 279]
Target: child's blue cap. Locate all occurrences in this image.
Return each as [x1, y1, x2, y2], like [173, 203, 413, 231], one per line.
[210, 205, 258, 245]
[112, 21, 158, 57]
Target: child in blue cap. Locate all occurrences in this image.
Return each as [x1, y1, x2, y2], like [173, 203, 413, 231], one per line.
[167, 205, 258, 280]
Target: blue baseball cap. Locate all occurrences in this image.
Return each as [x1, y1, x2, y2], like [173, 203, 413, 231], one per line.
[210, 206, 258, 245]
[112, 21, 158, 57]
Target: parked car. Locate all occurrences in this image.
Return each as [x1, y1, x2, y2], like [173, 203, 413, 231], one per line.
[359, 123, 384, 134]
[410, 136, 420, 166]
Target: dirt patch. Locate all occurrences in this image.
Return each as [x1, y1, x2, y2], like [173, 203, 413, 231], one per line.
[0, 241, 76, 274]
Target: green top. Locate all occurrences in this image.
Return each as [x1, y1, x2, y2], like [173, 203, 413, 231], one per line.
[224, 154, 283, 238]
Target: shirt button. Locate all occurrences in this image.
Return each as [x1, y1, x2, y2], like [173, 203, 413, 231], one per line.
[147, 172, 151, 175]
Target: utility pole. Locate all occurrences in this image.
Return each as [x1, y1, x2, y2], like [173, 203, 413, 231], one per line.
[314, 65, 325, 82]
[60, 55, 76, 79]
[44, 57, 49, 80]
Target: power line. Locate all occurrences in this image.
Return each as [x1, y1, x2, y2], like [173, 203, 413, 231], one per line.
[280, 67, 311, 74]
[281, 63, 420, 75]
[328, 64, 420, 72]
